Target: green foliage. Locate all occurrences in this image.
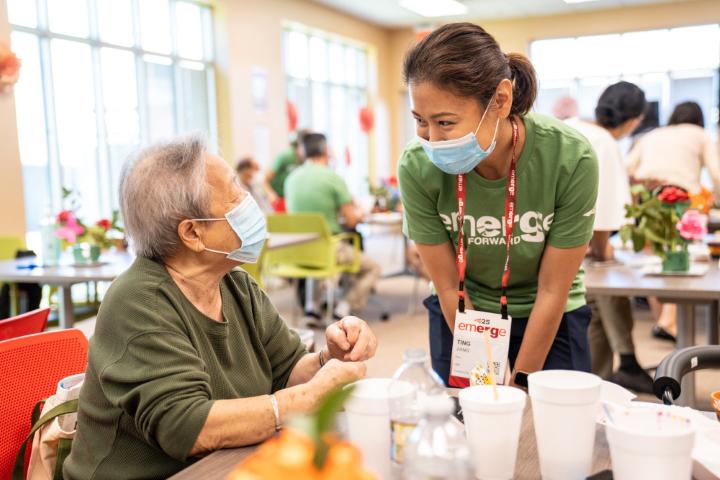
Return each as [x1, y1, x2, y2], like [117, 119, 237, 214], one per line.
[288, 384, 356, 470]
[619, 185, 688, 257]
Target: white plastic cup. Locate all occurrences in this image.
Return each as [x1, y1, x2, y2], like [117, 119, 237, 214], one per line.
[459, 385, 527, 480]
[344, 378, 413, 480]
[606, 405, 695, 480]
[528, 370, 602, 480]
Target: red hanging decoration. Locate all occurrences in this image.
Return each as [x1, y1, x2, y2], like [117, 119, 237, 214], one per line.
[287, 100, 298, 132]
[359, 106, 374, 133]
[344, 145, 352, 167]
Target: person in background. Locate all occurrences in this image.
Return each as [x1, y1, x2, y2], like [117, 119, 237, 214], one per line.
[566, 82, 654, 393]
[266, 129, 311, 209]
[63, 135, 375, 479]
[627, 101, 720, 341]
[551, 95, 579, 121]
[285, 133, 381, 319]
[236, 156, 276, 213]
[627, 101, 720, 197]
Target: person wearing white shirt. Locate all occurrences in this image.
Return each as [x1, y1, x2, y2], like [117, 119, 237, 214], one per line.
[567, 81, 654, 393]
[627, 101, 720, 196]
[627, 101, 720, 341]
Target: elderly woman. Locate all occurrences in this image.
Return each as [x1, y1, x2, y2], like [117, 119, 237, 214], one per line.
[64, 136, 376, 480]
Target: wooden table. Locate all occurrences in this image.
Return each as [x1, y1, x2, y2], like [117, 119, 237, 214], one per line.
[169, 404, 612, 480]
[584, 250, 720, 405]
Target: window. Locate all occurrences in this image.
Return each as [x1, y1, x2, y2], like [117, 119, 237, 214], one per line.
[282, 26, 370, 198]
[8, 0, 216, 231]
[530, 24, 720, 136]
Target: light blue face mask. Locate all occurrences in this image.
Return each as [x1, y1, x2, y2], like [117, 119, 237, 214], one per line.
[193, 194, 267, 264]
[418, 97, 500, 175]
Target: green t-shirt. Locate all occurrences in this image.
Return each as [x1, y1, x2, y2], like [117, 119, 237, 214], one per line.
[285, 162, 352, 234]
[63, 257, 306, 480]
[270, 147, 300, 197]
[399, 113, 599, 318]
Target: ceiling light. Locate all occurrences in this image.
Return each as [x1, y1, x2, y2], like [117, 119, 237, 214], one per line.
[399, 0, 468, 18]
[563, 0, 601, 3]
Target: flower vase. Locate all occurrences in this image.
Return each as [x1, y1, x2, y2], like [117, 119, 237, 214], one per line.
[72, 245, 87, 264]
[662, 250, 689, 273]
[89, 245, 101, 262]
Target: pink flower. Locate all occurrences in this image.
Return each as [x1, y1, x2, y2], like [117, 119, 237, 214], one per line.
[677, 209, 707, 241]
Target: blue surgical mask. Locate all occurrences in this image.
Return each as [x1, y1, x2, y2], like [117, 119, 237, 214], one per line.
[193, 194, 267, 263]
[418, 98, 500, 175]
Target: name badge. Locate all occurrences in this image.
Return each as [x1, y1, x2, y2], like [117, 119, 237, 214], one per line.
[449, 309, 512, 388]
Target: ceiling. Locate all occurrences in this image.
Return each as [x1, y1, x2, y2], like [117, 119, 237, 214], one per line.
[312, 0, 694, 28]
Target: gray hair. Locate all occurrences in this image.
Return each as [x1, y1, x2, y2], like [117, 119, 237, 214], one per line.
[120, 134, 210, 259]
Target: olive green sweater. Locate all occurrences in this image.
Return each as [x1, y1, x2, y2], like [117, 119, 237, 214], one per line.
[64, 257, 306, 480]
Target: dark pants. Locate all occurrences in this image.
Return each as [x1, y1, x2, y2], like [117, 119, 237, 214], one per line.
[423, 295, 592, 386]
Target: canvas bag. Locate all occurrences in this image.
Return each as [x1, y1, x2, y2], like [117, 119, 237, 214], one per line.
[13, 373, 84, 480]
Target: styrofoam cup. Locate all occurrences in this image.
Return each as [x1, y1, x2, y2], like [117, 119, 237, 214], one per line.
[344, 378, 413, 479]
[606, 405, 695, 480]
[459, 385, 527, 480]
[528, 370, 602, 480]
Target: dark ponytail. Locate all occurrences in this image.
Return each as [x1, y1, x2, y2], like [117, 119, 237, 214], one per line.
[506, 53, 537, 116]
[403, 23, 538, 116]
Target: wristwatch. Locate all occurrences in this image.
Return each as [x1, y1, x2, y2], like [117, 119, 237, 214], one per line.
[513, 370, 529, 389]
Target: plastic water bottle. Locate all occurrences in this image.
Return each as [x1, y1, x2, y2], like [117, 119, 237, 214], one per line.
[401, 395, 473, 480]
[389, 348, 445, 474]
[39, 207, 60, 266]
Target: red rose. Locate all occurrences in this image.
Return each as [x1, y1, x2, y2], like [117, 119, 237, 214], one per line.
[658, 186, 689, 204]
[96, 219, 112, 230]
[56, 210, 72, 223]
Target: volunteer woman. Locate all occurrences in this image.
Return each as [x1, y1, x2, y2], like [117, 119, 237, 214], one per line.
[398, 23, 599, 388]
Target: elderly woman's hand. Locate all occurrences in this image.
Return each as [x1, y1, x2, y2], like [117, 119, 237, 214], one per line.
[324, 316, 378, 362]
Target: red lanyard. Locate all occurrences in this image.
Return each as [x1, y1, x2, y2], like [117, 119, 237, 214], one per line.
[456, 118, 519, 319]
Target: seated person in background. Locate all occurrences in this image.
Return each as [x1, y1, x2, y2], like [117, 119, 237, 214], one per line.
[236, 156, 276, 213]
[266, 129, 311, 210]
[626, 101, 720, 341]
[566, 81, 654, 393]
[285, 133, 381, 319]
[63, 135, 375, 480]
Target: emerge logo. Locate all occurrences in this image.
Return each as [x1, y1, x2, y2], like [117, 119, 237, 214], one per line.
[439, 211, 554, 244]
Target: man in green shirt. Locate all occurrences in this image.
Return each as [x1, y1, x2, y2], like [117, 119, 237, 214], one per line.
[267, 129, 309, 199]
[285, 133, 380, 318]
[63, 134, 377, 479]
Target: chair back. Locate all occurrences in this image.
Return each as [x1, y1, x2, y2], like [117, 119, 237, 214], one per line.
[0, 308, 50, 341]
[265, 214, 334, 271]
[0, 237, 25, 261]
[0, 330, 88, 478]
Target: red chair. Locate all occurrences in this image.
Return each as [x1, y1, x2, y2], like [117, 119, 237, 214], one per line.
[0, 308, 50, 341]
[0, 329, 88, 479]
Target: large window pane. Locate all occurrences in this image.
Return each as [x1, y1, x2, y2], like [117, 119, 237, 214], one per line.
[144, 55, 175, 138]
[286, 31, 309, 79]
[668, 25, 720, 71]
[178, 61, 209, 132]
[97, 0, 134, 47]
[47, 0, 89, 38]
[51, 39, 100, 221]
[309, 36, 327, 82]
[356, 50, 367, 87]
[531, 38, 578, 81]
[176, 1, 204, 60]
[574, 34, 622, 78]
[311, 82, 328, 132]
[287, 78, 311, 129]
[328, 43, 344, 84]
[140, 0, 172, 54]
[620, 30, 669, 75]
[12, 32, 50, 230]
[7, 0, 37, 28]
[344, 46, 357, 87]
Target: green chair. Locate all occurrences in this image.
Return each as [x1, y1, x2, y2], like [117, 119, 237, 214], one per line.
[0, 237, 25, 317]
[263, 214, 361, 323]
[239, 245, 265, 289]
